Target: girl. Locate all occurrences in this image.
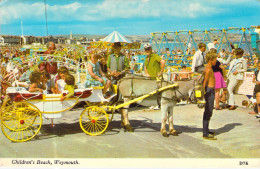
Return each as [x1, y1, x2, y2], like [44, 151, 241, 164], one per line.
[29, 71, 43, 93]
[52, 66, 69, 94]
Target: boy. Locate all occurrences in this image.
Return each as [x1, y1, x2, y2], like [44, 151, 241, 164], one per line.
[178, 65, 191, 81]
[203, 52, 217, 140]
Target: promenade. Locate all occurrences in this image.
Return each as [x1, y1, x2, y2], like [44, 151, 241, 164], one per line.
[0, 95, 259, 158]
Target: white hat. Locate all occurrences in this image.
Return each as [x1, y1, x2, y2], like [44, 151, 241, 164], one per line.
[144, 43, 152, 50]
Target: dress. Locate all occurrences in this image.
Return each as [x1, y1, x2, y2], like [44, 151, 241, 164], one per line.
[85, 61, 107, 87]
[212, 60, 227, 89]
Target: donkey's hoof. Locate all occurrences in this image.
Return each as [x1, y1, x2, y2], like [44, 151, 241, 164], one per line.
[162, 132, 169, 137]
[161, 129, 169, 137]
[169, 129, 179, 136]
[124, 124, 134, 132]
[170, 132, 179, 136]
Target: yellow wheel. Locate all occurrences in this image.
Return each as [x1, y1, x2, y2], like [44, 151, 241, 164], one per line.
[79, 106, 109, 136]
[0, 95, 13, 117]
[1, 102, 42, 142]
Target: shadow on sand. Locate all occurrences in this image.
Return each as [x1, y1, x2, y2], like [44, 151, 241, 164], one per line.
[33, 115, 242, 141]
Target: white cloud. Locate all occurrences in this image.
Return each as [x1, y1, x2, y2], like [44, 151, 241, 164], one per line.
[0, 0, 257, 25]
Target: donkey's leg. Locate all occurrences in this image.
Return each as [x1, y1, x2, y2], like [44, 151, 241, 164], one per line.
[160, 99, 169, 137]
[168, 101, 178, 136]
[120, 97, 134, 132]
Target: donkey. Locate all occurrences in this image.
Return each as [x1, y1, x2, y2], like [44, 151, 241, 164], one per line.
[117, 74, 197, 137]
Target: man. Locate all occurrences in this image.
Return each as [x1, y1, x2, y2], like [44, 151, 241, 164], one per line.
[191, 43, 206, 73]
[144, 43, 165, 78]
[40, 41, 58, 88]
[107, 42, 129, 83]
[227, 48, 247, 110]
[44, 41, 57, 54]
[207, 39, 218, 50]
[203, 52, 218, 140]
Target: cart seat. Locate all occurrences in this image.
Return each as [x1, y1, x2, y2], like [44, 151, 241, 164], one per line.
[6, 87, 43, 102]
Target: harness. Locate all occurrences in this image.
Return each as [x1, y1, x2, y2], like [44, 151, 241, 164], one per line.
[118, 75, 181, 106]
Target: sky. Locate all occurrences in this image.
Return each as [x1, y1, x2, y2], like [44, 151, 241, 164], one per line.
[0, 0, 259, 36]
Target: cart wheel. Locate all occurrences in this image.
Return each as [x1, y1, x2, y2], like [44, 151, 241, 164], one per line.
[80, 106, 109, 136]
[1, 102, 42, 142]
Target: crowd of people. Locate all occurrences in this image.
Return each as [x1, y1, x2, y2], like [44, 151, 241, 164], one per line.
[189, 40, 260, 140]
[0, 40, 259, 138]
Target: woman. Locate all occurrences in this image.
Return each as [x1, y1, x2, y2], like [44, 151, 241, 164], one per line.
[227, 48, 247, 110]
[210, 49, 227, 110]
[85, 53, 111, 95]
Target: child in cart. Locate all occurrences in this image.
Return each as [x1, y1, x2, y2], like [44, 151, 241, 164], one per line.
[60, 74, 75, 101]
[52, 66, 69, 94]
[29, 71, 44, 93]
[41, 72, 51, 93]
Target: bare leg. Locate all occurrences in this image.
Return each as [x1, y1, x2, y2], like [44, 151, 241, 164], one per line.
[220, 88, 228, 104]
[215, 89, 221, 109]
[103, 80, 111, 94]
[256, 92, 260, 114]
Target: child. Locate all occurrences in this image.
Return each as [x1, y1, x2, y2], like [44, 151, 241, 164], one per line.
[60, 74, 75, 101]
[178, 65, 191, 81]
[41, 72, 51, 92]
[52, 66, 69, 94]
[29, 71, 43, 93]
[202, 52, 217, 140]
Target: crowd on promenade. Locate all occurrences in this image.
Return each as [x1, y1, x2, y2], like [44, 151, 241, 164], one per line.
[0, 40, 259, 137]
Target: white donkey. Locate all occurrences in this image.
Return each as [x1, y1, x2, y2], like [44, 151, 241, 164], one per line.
[117, 74, 196, 137]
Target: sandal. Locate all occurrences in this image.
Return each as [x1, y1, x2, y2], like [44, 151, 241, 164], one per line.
[215, 107, 222, 110]
[229, 106, 236, 110]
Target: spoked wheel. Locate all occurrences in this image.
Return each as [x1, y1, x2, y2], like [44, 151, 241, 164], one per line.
[79, 106, 109, 136]
[0, 95, 13, 116]
[1, 102, 42, 142]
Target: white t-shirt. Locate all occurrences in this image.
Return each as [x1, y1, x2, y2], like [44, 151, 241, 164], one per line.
[57, 79, 66, 92]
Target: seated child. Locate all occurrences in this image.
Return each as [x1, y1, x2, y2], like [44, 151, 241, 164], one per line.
[41, 72, 51, 92]
[52, 66, 69, 94]
[85, 53, 111, 95]
[29, 71, 43, 93]
[60, 74, 75, 101]
[178, 65, 191, 81]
